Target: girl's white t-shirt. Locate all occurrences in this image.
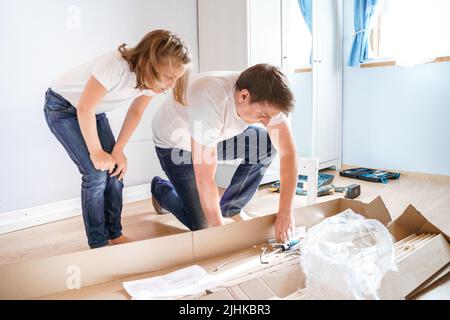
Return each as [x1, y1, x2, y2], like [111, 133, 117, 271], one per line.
[51, 50, 156, 114]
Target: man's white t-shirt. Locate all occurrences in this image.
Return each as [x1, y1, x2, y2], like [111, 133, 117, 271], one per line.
[152, 71, 286, 151]
[51, 50, 156, 114]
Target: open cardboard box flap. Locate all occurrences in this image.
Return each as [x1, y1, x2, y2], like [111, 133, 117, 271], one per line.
[0, 196, 448, 300]
[387, 203, 447, 241]
[347, 196, 448, 241]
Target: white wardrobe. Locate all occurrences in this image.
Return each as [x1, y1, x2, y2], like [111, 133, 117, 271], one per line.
[197, 0, 343, 187]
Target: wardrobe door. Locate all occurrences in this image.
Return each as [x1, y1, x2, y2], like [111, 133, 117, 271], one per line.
[313, 0, 343, 169]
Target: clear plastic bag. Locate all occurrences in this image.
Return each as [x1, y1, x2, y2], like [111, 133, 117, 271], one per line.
[300, 209, 397, 300]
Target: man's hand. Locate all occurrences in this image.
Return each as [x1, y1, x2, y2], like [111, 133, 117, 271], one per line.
[110, 145, 128, 180]
[267, 120, 297, 243]
[191, 138, 224, 227]
[90, 149, 116, 173]
[274, 211, 295, 243]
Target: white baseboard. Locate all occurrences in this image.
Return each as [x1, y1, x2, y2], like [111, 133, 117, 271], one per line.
[0, 183, 151, 235]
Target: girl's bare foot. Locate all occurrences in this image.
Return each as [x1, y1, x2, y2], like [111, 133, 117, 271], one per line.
[108, 235, 131, 246]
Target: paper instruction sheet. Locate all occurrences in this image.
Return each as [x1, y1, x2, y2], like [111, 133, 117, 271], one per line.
[123, 265, 222, 300]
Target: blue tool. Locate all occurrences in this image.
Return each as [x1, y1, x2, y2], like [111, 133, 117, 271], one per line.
[268, 238, 301, 251]
[261, 238, 302, 264]
[281, 238, 301, 251]
[269, 173, 334, 194]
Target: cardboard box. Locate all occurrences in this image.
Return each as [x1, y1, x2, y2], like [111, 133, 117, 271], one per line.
[0, 196, 448, 300]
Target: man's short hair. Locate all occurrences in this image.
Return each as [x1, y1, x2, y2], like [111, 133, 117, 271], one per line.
[235, 64, 295, 114]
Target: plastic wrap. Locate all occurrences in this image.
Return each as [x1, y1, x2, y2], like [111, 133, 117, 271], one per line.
[300, 209, 397, 299]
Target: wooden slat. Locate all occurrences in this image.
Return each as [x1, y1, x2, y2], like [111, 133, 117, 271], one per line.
[394, 234, 417, 249]
[396, 234, 436, 261]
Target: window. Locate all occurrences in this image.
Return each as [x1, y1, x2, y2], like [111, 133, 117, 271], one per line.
[370, 0, 450, 65]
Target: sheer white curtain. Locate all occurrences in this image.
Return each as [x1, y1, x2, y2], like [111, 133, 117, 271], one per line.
[378, 0, 450, 66]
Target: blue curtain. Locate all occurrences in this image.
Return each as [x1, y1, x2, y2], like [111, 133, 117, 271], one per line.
[347, 0, 381, 67]
[298, 0, 312, 33]
[297, 0, 312, 64]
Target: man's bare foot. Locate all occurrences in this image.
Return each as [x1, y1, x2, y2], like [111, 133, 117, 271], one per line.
[230, 210, 252, 222]
[222, 217, 235, 225]
[108, 235, 131, 246]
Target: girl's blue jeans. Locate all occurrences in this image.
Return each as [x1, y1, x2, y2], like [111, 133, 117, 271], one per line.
[43, 88, 123, 249]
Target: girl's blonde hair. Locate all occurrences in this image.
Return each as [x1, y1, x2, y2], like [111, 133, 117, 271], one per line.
[119, 30, 191, 105]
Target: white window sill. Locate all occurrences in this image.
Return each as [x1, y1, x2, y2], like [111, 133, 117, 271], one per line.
[361, 56, 450, 68]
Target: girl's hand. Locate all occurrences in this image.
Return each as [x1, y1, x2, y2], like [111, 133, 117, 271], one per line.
[90, 150, 116, 173]
[110, 145, 127, 181]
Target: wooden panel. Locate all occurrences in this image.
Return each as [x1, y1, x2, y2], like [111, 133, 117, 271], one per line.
[407, 263, 450, 299]
[380, 234, 450, 299]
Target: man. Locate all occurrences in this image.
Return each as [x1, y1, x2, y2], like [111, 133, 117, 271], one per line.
[151, 64, 297, 242]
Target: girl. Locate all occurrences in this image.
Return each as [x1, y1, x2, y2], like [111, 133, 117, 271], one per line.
[44, 30, 191, 249]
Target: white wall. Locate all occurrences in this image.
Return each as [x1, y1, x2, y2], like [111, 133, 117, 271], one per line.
[0, 0, 199, 213]
[342, 0, 450, 176]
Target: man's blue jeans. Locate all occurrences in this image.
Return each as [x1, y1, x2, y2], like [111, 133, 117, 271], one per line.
[43, 88, 123, 248]
[152, 126, 277, 230]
